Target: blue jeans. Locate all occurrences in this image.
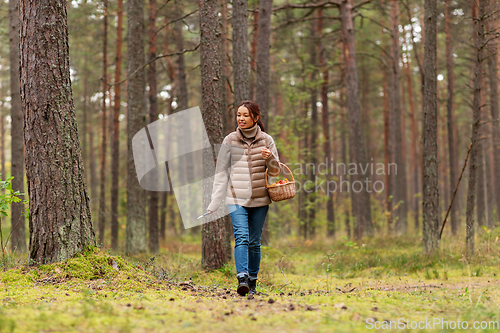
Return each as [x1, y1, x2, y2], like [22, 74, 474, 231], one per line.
[228, 204, 269, 279]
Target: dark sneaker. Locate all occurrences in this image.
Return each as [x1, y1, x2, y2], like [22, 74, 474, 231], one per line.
[237, 275, 249, 296]
[248, 278, 257, 295]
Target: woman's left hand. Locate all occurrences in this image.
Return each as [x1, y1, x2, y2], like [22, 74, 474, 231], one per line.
[261, 147, 272, 159]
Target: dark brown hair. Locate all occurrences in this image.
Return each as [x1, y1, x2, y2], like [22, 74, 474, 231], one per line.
[236, 100, 266, 132]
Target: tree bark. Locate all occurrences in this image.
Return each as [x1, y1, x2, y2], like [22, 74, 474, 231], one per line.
[476, 108, 486, 228]
[126, 0, 147, 255]
[20, 0, 97, 263]
[172, 4, 196, 235]
[307, 17, 319, 238]
[340, 90, 350, 238]
[318, 7, 335, 237]
[160, 15, 176, 240]
[404, 47, 419, 232]
[98, 0, 109, 245]
[380, 0, 393, 234]
[1, 111, 4, 186]
[148, 0, 159, 253]
[249, 8, 258, 102]
[220, 0, 231, 136]
[340, 0, 373, 239]
[383, 57, 393, 233]
[465, 0, 485, 258]
[111, 0, 123, 250]
[255, 0, 273, 245]
[478, 72, 491, 228]
[444, 0, 458, 235]
[218, 0, 234, 242]
[220, 0, 233, 136]
[201, 0, 231, 270]
[174, 6, 188, 112]
[422, 0, 439, 253]
[390, 0, 408, 235]
[10, 0, 26, 253]
[390, 0, 407, 235]
[232, 0, 249, 107]
[82, 59, 89, 201]
[300, 100, 309, 239]
[89, 102, 97, 215]
[486, 15, 500, 228]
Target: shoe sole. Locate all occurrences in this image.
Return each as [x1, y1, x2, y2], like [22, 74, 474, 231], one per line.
[237, 285, 249, 296]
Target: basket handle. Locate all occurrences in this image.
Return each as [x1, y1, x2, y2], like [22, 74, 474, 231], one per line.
[265, 162, 294, 187]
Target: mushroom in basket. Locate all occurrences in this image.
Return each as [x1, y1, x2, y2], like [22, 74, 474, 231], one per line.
[269, 178, 290, 187]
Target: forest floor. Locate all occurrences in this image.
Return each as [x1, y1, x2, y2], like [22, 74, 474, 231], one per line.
[1, 231, 500, 332]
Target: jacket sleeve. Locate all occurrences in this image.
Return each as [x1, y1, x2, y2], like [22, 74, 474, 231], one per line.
[207, 136, 232, 212]
[264, 135, 281, 177]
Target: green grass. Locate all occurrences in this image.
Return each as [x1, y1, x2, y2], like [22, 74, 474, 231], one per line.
[0, 231, 499, 332]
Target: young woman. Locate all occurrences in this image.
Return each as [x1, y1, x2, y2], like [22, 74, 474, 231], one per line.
[206, 100, 281, 296]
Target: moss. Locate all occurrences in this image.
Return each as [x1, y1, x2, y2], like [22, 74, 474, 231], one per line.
[2, 247, 149, 292]
[0, 236, 499, 332]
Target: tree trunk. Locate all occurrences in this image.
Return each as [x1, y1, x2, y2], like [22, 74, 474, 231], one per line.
[301, 100, 310, 239]
[486, 16, 500, 227]
[20, 0, 97, 263]
[340, 90, 350, 238]
[390, 0, 407, 235]
[232, 0, 249, 107]
[98, 0, 109, 245]
[383, 58, 393, 233]
[89, 103, 97, 214]
[82, 60, 89, 199]
[404, 48, 419, 232]
[465, 0, 485, 258]
[422, 0, 439, 253]
[318, 7, 335, 237]
[339, 0, 373, 239]
[485, 129, 494, 228]
[476, 117, 486, 227]
[218, 0, 234, 241]
[201, 0, 231, 270]
[111, 0, 123, 250]
[147, 0, 159, 253]
[440, 93, 449, 223]
[445, 0, 458, 235]
[126, 0, 147, 255]
[1, 112, 4, 185]
[255, 0, 273, 245]
[160, 14, 176, 240]
[173, 5, 196, 235]
[10, 0, 26, 253]
[220, 0, 231, 136]
[307, 17, 318, 238]
[174, 8, 188, 112]
[380, 0, 393, 234]
[478, 73, 491, 228]
[249, 8, 258, 102]
[220, 0, 233, 136]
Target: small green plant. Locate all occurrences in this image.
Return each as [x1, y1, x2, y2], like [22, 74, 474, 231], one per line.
[341, 236, 358, 249]
[0, 176, 28, 271]
[217, 263, 234, 278]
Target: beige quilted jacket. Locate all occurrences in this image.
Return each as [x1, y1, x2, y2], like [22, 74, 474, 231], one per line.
[207, 124, 281, 211]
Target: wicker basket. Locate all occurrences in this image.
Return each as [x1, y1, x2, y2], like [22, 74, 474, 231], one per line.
[265, 162, 296, 202]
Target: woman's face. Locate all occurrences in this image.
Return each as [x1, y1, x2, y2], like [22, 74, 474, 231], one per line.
[237, 106, 258, 129]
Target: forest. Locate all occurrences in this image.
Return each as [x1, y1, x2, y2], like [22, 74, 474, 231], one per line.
[0, 0, 499, 331]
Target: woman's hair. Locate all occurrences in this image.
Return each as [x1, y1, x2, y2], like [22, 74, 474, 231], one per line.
[236, 100, 266, 132]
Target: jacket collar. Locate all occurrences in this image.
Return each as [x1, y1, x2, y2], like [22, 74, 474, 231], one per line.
[235, 124, 265, 145]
